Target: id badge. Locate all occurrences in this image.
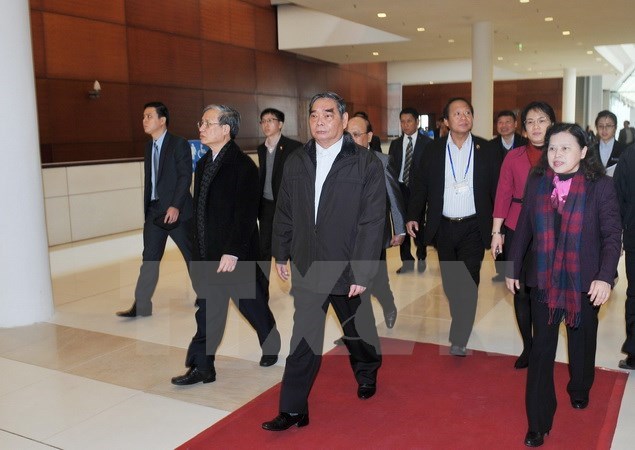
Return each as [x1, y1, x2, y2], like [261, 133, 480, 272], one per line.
[454, 180, 469, 194]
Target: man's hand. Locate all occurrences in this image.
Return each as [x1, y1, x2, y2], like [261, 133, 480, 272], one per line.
[276, 262, 290, 281]
[165, 206, 180, 223]
[390, 234, 405, 246]
[406, 221, 419, 238]
[217, 254, 238, 273]
[348, 284, 366, 298]
[588, 280, 611, 306]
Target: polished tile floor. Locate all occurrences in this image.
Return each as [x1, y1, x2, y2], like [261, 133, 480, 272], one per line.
[1, 230, 634, 449]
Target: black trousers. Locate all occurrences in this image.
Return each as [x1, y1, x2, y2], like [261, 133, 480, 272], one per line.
[526, 288, 599, 433]
[623, 251, 635, 356]
[504, 225, 533, 352]
[369, 248, 396, 313]
[279, 289, 382, 414]
[398, 183, 426, 266]
[258, 198, 276, 300]
[134, 201, 193, 312]
[435, 216, 484, 347]
[185, 270, 280, 372]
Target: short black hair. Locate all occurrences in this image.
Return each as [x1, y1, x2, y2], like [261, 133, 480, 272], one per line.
[442, 97, 473, 119]
[144, 101, 169, 126]
[400, 107, 419, 121]
[260, 108, 285, 123]
[496, 110, 516, 121]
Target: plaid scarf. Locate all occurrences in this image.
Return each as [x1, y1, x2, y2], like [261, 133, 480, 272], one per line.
[534, 170, 586, 327]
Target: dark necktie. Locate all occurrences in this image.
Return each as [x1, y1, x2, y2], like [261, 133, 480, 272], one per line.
[403, 136, 413, 186]
[152, 141, 160, 200]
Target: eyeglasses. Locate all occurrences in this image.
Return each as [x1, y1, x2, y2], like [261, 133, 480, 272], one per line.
[259, 118, 280, 125]
[524, 118, 551, 127]
[597, 124, 615, 130]
[197, 121, 221, 129]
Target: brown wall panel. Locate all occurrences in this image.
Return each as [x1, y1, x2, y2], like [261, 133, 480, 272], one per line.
[44, 13, 128, 82]
[201, 42, 256, 93]
[40, 0, 125, 23]
[326, 67, 351, 101]
[125, 0, 200, 38]
[35, 79, 51, 144]
[349, 72, 368, 106]
[127, 28, 202, 88]
[366, 62, 388, 81]
[46, 79, 132, 144]
[256, 52, 297, 97]
[230, 1, 257, 49]
[296, 60, 328, 100]
[203, 91, 259, 146]
[200, 0, 231, 44]
[51, 142, 136, 163]
[254, 6, 277, 52]
[242, 0, 272, 7]
[255, 95, 301, 140]
[30, 0, 44, 9]
[30, 12, 46, 77]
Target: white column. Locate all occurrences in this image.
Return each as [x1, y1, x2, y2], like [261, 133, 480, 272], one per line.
[562, 68, 577, 122]
[471, 21, 493, 139]
[0, 0, 54, 326]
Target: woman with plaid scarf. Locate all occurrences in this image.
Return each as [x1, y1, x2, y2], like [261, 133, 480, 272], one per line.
[506, 123, 622, 447]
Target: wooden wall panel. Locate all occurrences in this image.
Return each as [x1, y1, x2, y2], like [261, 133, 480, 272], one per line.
[44, 13, 128, 82]
[125, 0, 199, 38]
[51, 142, 135, 163]
[256, 52, 297, 97]
[296, 60, 328, 100]
[30, 12, 46, 77]
[201, 42, 256, 93]
[366, 62, 388, 81]
[200, 0, 231, 44]
[46, 80, 132, 143]
[326, 67, 351, 101]
[242, 0, 271, 7]
[203, 91, 259, 147]
[230, 1, 257, 49]
[40, 0, 125, 23]
[255, 94, 301, 140]
[30, 0, 44, 9]
[35, 79, 51, 144]
[254, 6, 277, 52]
[349, 72, 368, 106]
[129, 86, 204, 142]
[127, 28, 202, 88]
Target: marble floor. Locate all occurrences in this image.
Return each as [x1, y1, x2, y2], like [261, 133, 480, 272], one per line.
[1, 230, 634, 449]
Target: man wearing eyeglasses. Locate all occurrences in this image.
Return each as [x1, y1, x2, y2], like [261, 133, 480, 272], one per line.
[116, 102, 193, 318]
[257, 108, 302, 300]
[171, 105, 281, 386]
[592, 110, 625, 177]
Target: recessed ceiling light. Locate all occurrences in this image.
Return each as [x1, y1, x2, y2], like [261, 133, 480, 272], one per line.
[417, 27, 425, 32]
[448, 39, 455, 43]
[372, 51, 379, 56]
[586, 50, 593, 55]
[377, 13, 387, 18]
[429, 81, 434, 85]
[544, 17, 553, 22]
[562, 30, 571, 36]
[497, 56, 504, 61]
[519, 0, 530, 3]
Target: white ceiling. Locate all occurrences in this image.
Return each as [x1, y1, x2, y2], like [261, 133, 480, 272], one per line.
[273, 0, 635, 95]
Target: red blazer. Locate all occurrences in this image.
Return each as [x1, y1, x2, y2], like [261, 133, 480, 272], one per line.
[493, 145, 534, 231]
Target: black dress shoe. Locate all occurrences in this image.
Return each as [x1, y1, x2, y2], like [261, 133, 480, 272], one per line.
[524, 430, 547, 447]
[384, 308, 397, 329]
[262, 412, 309, 431]
[449, 344, 467, 357]
[357, 383, 376, 399]
[514, 349, 530, 369]
[417, 259, 427, 273]
[171, 367, 215, 385]
[396, 265, 414, 274]
[618, 355, 635, 370]
[571, 398, 589, 409]
[259, 355, 278, 367]
[116, 304, 152, 318]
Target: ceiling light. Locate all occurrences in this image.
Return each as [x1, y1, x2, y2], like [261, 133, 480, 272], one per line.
[586, 50, 593, 55]
[519, 0, 530, 3]
[562, 30, 571, 36]
[448, 39, 455, 43]
[417, 27, 425, 32]
[497, 56, 504, 61]
[429, 81, 434, 85]
[544, 17, 553, 22]
[372, 51, 379, 56]
[377, 13, 387, 18]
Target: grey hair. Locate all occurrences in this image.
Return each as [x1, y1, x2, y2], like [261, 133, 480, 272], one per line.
[309, 92, 346, 117]
[203, 104, 241, 139]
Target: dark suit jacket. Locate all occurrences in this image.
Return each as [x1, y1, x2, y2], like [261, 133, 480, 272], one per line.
[143, 131, 193, 220]
[388, 128, 432, 184]
[375, 152, 406, 248]
[618, 126, 635, 145]
[508, 174, 622, 288]
[257, 134, 303, 203]
[614, 144, 635, 251]
[589, 140, 625, 173]
[406, 135, 501, 249]
[193, 140, 260, 265]
[369, 134, 383, 153]
[490, 133, 527, 161]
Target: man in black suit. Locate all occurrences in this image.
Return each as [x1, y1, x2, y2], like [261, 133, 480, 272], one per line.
[388, 107, 432, 274]
[171, 105, 281, 386]
[490, 110, 527, 160]
[618, 120, 635, 146]
[591, 110, 625, 176]
[489, 110, 527, 281]
[117, 102, 193, 318]
[353, 111, 383, 153]
[257, 108, 302, 298]
[406, 97, 501, 356]
[262, 92, 385, 431]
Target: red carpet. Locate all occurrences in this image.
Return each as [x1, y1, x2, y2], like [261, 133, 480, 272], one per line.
[177, 339, 626, 449]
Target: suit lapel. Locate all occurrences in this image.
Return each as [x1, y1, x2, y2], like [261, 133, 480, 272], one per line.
[157, 132, 170, 181]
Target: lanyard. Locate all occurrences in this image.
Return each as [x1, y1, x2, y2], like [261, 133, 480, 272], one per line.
[447, 141, 473, 183]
